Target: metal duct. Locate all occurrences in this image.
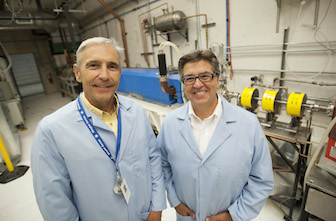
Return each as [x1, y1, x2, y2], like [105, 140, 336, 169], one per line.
[0, 12, 59, 33]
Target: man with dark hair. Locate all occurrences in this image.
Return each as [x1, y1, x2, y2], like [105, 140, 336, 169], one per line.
[158, 50, 274, 221]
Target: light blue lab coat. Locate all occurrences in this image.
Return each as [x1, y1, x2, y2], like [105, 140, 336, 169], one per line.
[31, 94, 166, 221]
[157, 95, 274, 221]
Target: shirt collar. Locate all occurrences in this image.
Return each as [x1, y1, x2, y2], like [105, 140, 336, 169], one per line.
[188, 93, 222, 121]
[81, 93, 119, 118]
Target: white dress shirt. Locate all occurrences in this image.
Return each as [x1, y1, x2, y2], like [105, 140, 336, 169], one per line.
[188, 94, 223, 156]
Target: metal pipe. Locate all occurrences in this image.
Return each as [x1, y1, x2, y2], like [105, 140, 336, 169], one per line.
[64, 6, 77, 54]
[83, 0, 160, 34]
[224, 48, 336, 54]
[184, 14, 208, 49]
[280, 28, 289, 94]
[140, 22, 151, 68]
[138, 2, 169, 18]
[226, 0, 234, 79]
[160, 81, 176, 95]
[97, 0, 130, 67]
[138, 3, 169, 68]
[274, 77, 336, 86]
[104, 21, 110, 38]
[254, 97, 330, 110]
[226, 41, 336, 48]
[158, 53, 176, 95]
[0, 15, 58, 20]
[233, 68, 336, 75]
[53, 9, 87, 13]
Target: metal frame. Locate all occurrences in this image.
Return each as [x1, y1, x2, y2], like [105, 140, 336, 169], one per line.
[264, 126, 312, 221]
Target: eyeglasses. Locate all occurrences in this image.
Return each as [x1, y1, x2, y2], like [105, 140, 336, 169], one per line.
[181, 73, 216, 85]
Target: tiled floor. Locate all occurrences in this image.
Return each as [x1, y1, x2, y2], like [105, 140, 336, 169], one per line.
[0, 92, 286, 221]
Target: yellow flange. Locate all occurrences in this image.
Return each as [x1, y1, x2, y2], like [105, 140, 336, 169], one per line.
[287, 92, 307, 117]
[241, 88, 259, 110]
[262, 90, 280, 113]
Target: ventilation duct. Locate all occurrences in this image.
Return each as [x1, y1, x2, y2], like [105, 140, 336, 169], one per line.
[0, 12, 59, 33]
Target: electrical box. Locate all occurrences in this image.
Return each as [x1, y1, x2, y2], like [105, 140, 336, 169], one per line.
[326, 104, 336, 162]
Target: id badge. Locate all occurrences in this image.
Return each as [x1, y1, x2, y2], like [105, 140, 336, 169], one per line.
[121, 178, 131, 204]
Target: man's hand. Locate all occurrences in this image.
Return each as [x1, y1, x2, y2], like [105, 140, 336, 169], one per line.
[175, 202, 196, 218]
[147, 210, 162, 221]
[206, 212, 233, 221]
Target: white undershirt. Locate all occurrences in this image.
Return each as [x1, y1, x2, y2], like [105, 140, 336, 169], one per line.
[188, 94, 223, 156]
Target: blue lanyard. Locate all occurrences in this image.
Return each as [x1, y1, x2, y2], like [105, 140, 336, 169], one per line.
[76, 97, 122, 171]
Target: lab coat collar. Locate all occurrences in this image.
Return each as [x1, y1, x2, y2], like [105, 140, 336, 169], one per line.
[177, 94, 238, 163]
[75, 93, 112, 131]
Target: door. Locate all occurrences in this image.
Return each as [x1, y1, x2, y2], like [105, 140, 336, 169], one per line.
[10, 53, 44, 97]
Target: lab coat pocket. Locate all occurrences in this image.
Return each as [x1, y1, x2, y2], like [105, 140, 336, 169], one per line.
[139, 211, 150, 220]
[216, 162, 247, 191]
[176, 213, 196, 221]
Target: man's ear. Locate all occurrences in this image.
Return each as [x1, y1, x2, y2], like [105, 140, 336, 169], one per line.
[73, 64, 81, 83]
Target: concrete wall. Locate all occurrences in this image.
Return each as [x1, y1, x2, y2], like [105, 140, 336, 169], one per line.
[79, 0, 336, 128]
[1, 0, 334, 142]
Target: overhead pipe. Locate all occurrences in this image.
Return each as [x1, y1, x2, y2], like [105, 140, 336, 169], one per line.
[97, 0, 130, 67]
[0, 12, 59, 32]
[83, 0, 160, 34]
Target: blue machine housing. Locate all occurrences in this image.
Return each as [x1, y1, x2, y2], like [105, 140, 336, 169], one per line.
[118, 68, 183, 105]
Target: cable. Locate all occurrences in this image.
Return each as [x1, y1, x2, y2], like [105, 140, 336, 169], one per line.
[6, 0, 23, 14]
[226, 0, 234, 79]
[158, 41, 183, 58]
[285, 0, 305, 75]
[285, 0, 334, 80]
[0, 0, 23, 25]
[314, 0, 336, 52]
[0, 41, 13, 80]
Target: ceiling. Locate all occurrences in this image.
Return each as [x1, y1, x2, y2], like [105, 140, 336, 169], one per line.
[0, 0, 138, 32]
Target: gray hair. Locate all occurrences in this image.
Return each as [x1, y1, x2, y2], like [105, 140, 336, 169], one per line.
[75, 37, 124, 70]
[178, 50, 220, 79]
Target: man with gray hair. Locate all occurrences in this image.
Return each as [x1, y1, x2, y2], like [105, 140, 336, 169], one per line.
[31, 37, 166, 221]
[158, 50, 274, 221]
